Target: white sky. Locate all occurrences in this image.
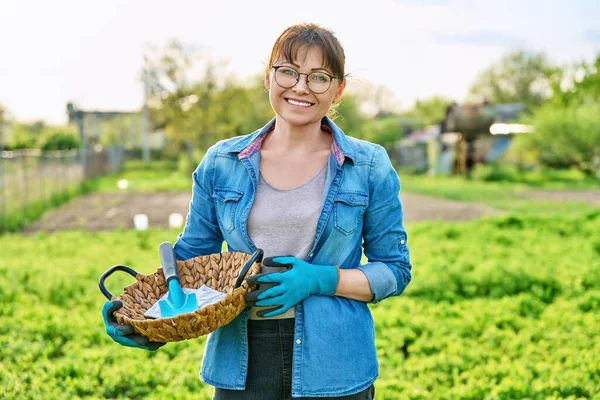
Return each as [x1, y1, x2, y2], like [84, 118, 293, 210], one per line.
[1, 0, 599, 124]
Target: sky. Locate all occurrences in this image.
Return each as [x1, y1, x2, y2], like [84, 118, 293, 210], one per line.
[1, 0, 599, 125]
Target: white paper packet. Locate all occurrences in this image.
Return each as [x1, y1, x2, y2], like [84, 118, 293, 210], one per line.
[143, 285, 227, 319]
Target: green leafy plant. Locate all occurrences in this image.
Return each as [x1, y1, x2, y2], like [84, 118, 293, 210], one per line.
[2, 211, 599, 398]
[522, 103, 600, 176]
[38, 126, 81, 151]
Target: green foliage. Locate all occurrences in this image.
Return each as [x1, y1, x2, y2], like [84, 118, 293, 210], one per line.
[5, 122, 81, 151]
[411, 95, 454, 127]
[469, 162, 595, 185]
[471, 163, 525, 182]
[521, 102, 600, 175]
[368, 116, 403, 149]
[0, 180, 94, 234]
[512, 52, 600, 176]
[177, 148, 206, 176]
[333, 92, 374, 140]
[547, 53, 600, 107]
[38, 126, 81, 150]
[1, 212, 600, 398]
[0, 104, 6, 150]
[468, 49, 552, 109]
[99, 114, 142, 147]
[144, 41, 274, 156]
[7, 122, 39, 149]
[0, 228, 214, 400]
[373, 211, 600, 399]
[400, 172, 599, 215]
[89, 160, 192, 193]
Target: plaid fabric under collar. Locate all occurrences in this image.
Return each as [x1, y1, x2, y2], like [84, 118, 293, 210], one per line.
[238, 123, 345, 166]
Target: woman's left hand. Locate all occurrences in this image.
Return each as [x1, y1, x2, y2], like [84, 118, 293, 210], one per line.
[246, 256, 339, 318]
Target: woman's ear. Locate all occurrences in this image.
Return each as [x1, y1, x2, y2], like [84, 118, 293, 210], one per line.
[333, 78, 346, 104]
[264, 72, 271, 90]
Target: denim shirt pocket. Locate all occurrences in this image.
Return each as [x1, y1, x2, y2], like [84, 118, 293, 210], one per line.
[213, 187, 243, 234]
[333, 192, 368, 235]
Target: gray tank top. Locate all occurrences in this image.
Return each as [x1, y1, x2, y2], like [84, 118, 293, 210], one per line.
[247, 164, 327, 319]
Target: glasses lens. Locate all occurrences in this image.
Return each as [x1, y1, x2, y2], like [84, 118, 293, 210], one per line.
[307, 72, 332, 94]
[275, 67, 298, 88]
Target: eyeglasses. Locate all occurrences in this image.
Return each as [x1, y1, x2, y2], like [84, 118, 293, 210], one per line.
[271, 65, 339, 94]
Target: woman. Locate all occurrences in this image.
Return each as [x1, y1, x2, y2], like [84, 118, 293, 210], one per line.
[102, 23, 412, 399]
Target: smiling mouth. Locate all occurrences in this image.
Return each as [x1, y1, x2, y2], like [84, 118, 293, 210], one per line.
[285, 98, 314, 108]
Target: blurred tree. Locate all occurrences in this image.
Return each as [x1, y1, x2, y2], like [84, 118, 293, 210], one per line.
[523, 103, 600, 176]
[355, 83, 401, 118]
[38, 125, 81, 150]
[6, 122, 81, 151]
[0, 104, 5, 148]
[407, 95, 454, 127]
[368, 116, 403, 150]
[333, 92, 373, 140]
[520, 53, 600, 176]
[547, 53, 600, 106]
[467, 49, 553, 109]
[143, 40, 273, 156]
[99, 114, 142, 147]
[8, 122, 40, 149]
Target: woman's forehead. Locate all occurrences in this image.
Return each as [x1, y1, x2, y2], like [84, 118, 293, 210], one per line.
[276, 45, 331, 70]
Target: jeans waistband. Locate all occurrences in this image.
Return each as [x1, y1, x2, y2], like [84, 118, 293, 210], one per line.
[247, 318, 295, 337]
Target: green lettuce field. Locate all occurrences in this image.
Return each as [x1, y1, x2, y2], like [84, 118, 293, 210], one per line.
[1, 209, 599, 399]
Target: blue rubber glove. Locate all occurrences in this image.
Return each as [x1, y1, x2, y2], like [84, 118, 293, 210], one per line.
[102, 301, 165, 351]
[247, 256, 339, 318]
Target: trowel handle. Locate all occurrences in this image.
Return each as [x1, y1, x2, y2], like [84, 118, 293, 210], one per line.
[159, 242, 179, 283]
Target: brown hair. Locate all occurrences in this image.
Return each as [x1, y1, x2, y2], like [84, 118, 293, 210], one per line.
[266, 23, 346, 79]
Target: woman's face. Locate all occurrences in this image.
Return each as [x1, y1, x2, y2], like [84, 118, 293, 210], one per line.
[265, 46, 345, 128]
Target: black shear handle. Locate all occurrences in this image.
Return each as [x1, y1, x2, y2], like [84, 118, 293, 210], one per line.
[234, 248, 264, 289]
[98, 265, 138, 300]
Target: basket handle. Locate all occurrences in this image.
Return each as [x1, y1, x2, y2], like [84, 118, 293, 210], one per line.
[234, 248, 264, 289]
[98, 265, 139, 300]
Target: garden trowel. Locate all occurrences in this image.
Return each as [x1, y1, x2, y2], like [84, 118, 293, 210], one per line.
[157, 241, 199, 318]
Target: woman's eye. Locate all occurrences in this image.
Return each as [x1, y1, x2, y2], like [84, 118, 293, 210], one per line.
[311, 73, 329, 82]
[281, 68, 297, 76]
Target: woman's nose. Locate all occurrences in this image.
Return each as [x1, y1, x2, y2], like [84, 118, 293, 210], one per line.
[292, 74, 311, 94]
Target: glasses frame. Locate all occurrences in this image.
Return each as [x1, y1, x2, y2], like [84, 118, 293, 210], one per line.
[271, 65, 340, 94]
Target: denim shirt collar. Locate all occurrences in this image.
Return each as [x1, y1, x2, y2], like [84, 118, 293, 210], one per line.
[230, 116, 355, 166]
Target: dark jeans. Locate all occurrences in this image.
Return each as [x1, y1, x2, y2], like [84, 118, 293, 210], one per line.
[213, 319, 375, 400]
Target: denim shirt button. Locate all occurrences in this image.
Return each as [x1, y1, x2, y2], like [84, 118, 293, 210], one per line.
[296, 339, 302, 345]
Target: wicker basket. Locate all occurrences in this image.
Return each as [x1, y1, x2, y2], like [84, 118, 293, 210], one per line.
[98, 250, 262, 343]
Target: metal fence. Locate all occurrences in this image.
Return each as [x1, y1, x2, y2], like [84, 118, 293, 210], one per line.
[0, 146, 124, 217]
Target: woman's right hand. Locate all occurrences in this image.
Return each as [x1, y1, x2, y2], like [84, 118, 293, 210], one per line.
[102, 301, 165, 351]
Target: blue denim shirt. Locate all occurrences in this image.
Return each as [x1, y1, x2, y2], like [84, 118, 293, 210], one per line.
[173, 117, 412, 397]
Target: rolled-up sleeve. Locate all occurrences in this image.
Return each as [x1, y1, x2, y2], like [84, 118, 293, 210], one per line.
[173, 145, 224, 261]
[357, 145, 412, 303]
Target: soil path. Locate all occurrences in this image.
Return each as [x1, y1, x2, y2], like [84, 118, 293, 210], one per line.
[23, 191, 499, 233]
[23, 189, 600, 233]
[523, 189, 600, 206]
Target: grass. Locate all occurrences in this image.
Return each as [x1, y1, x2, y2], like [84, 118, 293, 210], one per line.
[399, 172, 599, 216]
[88, 159, 192, 193]
[0, 181, 97, 234]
